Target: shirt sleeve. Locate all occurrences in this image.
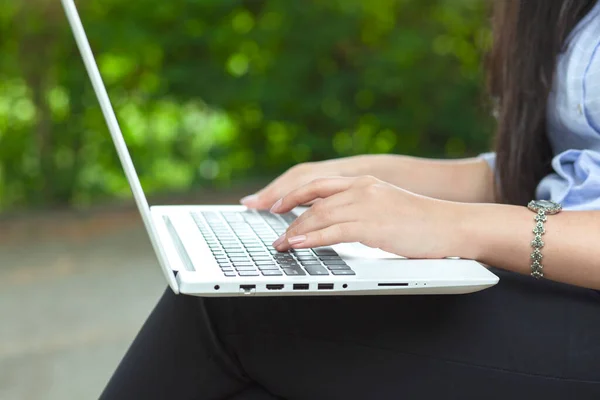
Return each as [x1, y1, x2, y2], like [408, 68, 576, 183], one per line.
[539, 40, 600, 211]
[479, 152, 496, 172]
[583, 36, 600, 136]
[536, 149, 600, 210]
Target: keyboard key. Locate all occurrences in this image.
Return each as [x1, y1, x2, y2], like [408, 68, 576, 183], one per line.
[249, 253, 269, 259]
[297, 256, 318, 261]
[239, 271, 260, 276]
[326, 264, 351, 270]
[234, 266, 258, 272]
[279, 262, 300, 268]
[261, 270, 283, 276]
[223, 272, 237, 277]
[248, 249, 270, 257]
[233, 261, 254, 267]
[300, 261, 322, 266]
[304, 265, 329, 276]
[255, 260, 276, 265]
[241, 241, 262, 247]
[293, 249, 313, 254]
[322, 260, 347, 266]
[237, 235, 256, 240]
[258, 264, 280, 270]
[255, 228, 275, 233]
[251, 256, 273, 261]
[221, 243, 241, 248]
[225, 249, 246, 254]
[278, 257, 299, 263]
[221, 267, 235, 272]
[230, 256, 251, 261]
[282, 268, 306, 276]
[314, 248, 337, 256]
[318, 255, 342, 260]
[331, 269, 356, 276]
[273, 253, 294, 258]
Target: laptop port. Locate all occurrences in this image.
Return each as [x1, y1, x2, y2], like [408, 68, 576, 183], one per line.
[266, 284, 284, 290]
[239, 284, 256, 295]
[318, 283, 334, 290]
[293, 283, 309, 290]
[378, 283, 409, 287]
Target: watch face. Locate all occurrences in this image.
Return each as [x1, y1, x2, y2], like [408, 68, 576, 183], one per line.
[528, 200, 562, 214]
[534, 200, 555, 208]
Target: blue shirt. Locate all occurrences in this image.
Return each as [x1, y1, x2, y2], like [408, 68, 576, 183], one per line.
[481, 0, 600, 211]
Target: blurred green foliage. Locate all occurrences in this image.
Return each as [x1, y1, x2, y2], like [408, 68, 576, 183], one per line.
[0, 0, 494, 210]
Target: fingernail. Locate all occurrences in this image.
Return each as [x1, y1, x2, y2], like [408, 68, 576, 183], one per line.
[287, 235, 306, 245]
[270, 198, 283, 213]
[240, 194, 258, 205]
[272, 234, 286, 247]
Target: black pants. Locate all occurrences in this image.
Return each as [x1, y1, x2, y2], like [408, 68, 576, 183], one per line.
[100, 269, 600, 400]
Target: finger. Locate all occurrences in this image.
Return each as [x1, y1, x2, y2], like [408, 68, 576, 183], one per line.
[240, 180, 285, 210]
[275, 203, 360, 251]
[241, 167, 317, 210]
[284, 190, 355, 234]
[270, 177, 353, 214]
[287, 202, 357, 243]
[276, 222, 362, 251]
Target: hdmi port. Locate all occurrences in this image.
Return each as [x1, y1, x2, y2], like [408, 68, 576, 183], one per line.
[266, 284, 284, 290]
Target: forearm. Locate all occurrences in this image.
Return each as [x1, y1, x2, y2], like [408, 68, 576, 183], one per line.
[455, 203, 600, 290]
[352, 154, 495, 203]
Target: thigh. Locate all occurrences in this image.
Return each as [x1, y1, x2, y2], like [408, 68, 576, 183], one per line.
[100, 289, 250, 400]
[208, 269, 600, 400]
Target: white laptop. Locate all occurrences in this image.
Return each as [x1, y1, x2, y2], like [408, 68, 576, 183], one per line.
[61, 0, 499, 297]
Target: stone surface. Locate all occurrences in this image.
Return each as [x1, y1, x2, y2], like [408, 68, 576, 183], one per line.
[0, 208, 166, 400]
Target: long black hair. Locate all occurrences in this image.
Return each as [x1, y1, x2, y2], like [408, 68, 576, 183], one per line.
[487, 0, 597, 205]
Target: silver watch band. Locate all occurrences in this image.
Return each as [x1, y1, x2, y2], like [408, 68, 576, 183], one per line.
[527, 200, 562, 279]
[530, 209, 546, 279]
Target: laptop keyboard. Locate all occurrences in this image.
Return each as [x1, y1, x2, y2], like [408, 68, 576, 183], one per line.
[191, 210, 355, 277]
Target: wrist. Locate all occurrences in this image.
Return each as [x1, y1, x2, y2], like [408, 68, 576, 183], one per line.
[454, 202, 531, 267]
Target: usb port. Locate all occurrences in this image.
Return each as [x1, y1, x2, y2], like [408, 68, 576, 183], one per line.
[318, 283, 334, 290]
[266, 284, 284, 290]
[293, 283, 309, 290]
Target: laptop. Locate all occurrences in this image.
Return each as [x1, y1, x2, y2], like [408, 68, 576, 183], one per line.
[61, 0, 499, 297]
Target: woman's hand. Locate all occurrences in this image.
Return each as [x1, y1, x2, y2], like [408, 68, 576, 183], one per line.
[269, 175, 467, 258]
[241, 155, 495, 209]
[240, 157, 371, 210]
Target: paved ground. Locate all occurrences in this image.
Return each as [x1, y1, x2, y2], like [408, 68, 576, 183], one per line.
[0, 210, 163, 399]
[0, 188, 255, 399]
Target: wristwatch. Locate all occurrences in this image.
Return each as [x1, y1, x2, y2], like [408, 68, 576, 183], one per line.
[527, 200, 562, 279]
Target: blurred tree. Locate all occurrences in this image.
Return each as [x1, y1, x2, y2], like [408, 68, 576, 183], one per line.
[0, 0, 494, 210]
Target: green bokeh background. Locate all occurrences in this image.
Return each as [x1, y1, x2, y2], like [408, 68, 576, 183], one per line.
[0, 0, 495, 211]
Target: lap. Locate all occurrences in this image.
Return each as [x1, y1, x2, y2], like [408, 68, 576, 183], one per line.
[102, 268, 600, 399]
[208, 268, 600, 398]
